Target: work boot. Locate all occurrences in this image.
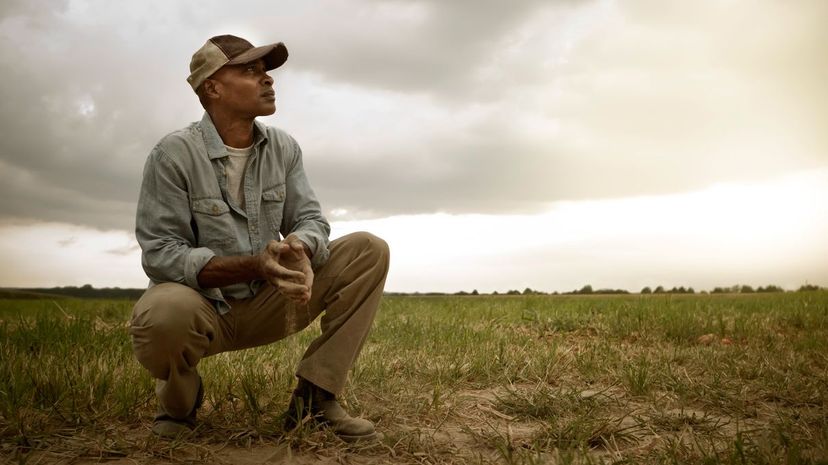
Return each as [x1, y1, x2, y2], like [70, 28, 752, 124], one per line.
[151, 376, 204, 438]
[284, 378, 377, 443]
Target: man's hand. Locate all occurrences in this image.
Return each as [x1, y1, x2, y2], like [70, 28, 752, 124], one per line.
[258, 236, 314, 305]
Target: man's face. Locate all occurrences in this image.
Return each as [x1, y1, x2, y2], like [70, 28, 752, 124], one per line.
[209, 58, 276, 118]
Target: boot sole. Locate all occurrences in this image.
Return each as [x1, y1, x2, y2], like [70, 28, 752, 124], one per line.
[337, 431, 381, 443]
[152, 420, 195, 438]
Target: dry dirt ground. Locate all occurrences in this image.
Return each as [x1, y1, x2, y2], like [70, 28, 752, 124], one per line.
[14, 382, 766, 465]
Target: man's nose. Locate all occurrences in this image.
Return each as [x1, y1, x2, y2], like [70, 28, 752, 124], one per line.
[262, 73, 273, 86]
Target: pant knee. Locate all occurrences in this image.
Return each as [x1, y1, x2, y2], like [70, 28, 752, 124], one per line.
[130, 284, 213, 378]
[347, 231, 390, 266]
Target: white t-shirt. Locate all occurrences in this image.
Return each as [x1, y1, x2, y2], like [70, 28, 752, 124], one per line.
[224, 144, 253, 210]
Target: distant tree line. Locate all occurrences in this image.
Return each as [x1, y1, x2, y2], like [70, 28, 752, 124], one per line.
[3, 283, 825, 300]
[641, 286, 695, 294]
[563, 284, 630, 295]
[709, 284, 787, 294]
[1, 284, 144, 300]
[425, 283, 824, 296]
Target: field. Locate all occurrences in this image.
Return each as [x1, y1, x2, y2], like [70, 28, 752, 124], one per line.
[1, 292, 827, 464]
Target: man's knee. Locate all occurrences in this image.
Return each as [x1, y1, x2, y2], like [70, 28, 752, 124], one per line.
[130, 283, 212, 377]
[344, 231, 390, 266]
[132, 283, 207, 332]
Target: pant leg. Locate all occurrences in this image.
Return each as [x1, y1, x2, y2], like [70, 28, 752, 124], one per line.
[130, 282, 232, 419]
[230, 231, 390, 395]
[298, 231, 390, 394]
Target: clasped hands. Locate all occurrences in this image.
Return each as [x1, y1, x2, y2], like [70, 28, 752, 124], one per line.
[257, 235, 313, 305]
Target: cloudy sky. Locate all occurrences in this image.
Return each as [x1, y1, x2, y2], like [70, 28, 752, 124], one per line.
[1, 0, 826, 292]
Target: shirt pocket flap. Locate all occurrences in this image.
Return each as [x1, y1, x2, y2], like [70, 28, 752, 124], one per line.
[262, 185, 286, 202]
[192, 198, 230, 216]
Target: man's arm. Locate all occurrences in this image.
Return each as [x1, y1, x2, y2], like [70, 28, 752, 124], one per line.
[196, 255, 260, 289]
[136, 147, 223, 302]
[197, 235, 314, 304]
[280, 136, 330, 270]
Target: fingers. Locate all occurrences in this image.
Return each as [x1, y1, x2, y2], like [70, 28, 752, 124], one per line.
[275, 278, 309, 296]
[265, 240, 281, 256]
[262, 239, 313, 305]
[266, 241, 291, 258]
[303, 267, 314, 293]
[267, 240, 307, 263]
[288, 292, 311, 306]
[262, 258, 305, 282]
[274, 278, 311, 305]
[289, 240, 305, 254]
[279, 260, 313, 305]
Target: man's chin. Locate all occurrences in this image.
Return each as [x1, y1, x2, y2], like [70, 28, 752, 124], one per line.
[258, 103, 276, 117]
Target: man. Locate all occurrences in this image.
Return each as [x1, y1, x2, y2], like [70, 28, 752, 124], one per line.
[130, 34, 390, 442]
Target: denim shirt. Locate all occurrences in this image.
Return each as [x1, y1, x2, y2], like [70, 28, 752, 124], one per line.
[135, 112, 331, 314]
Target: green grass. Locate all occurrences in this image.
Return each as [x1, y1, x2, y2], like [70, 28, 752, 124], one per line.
[0, 292, 827, 463]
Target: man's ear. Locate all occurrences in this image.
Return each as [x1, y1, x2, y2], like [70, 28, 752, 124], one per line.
[203, 79, 221, 99]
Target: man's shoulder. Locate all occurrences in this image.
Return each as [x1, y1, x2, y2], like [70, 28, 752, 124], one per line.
[259, 123, 296, 146]
[257, 124, 302, 165]
[154, 121, 203, 157]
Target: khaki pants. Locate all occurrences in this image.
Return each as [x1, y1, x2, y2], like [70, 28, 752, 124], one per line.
[129, 232, 390, 419]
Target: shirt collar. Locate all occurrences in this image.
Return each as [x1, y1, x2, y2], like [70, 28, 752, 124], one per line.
[200, 112, 269, 160]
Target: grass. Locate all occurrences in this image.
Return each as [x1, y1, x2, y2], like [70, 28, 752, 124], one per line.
[0, 292, 826, 463]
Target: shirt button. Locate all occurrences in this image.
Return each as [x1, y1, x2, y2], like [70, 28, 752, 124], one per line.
[212, 205, 219, 214]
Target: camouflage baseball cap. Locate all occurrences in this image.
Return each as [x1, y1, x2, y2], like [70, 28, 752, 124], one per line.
[187, 34, 288, 92]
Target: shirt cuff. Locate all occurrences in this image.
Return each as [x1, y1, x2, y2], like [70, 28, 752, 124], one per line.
[184, 247, 228, 311]
[184, 246, 215, 289]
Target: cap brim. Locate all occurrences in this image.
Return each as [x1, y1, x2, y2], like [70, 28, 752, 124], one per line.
[226, 42, 288, 70]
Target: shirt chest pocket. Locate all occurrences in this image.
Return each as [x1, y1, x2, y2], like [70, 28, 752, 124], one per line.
[192, 198, 234, 248]
[261, 184, 286, 234]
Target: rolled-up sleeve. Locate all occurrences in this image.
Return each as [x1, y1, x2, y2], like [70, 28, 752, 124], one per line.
[136, 147, 225, 304]
[280, 138, 331, 269]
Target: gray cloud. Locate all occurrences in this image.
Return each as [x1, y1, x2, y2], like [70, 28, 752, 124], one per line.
[298, 0, 828, 217]
[57, 236, 77, 247]
[274, 0, 558, 98]
[0, 0, 826, 231]
[105, 243, 140, 256]
[0, 1, 205, 229]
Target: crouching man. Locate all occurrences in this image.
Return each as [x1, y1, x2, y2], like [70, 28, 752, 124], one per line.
[130, 34, 389, 442]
